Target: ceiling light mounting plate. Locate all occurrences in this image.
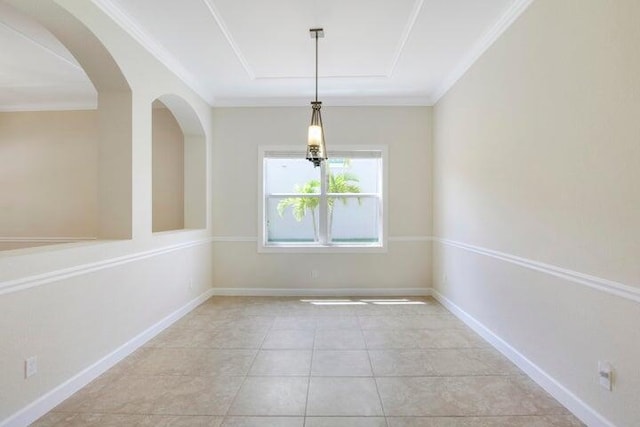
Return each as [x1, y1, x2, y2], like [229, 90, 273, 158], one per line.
[309, 28, 324, 38]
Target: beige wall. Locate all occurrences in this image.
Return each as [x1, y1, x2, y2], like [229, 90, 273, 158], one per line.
[0, 106, 190, 247]
[433, 0, 640, 425]
[152, 106, 185, 232]
[212, 106, 432, 292]
[0, 1, 213, 423]
[0, 110, 98, 244]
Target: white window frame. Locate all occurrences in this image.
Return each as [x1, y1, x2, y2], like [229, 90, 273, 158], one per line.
[258, 145, 388, 253]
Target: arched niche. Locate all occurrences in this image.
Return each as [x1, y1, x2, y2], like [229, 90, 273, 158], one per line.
[5, 0, 133, 241]
[152, 94, 207, 232]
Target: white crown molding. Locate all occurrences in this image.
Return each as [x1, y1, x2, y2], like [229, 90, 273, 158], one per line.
[0, 288, 215, 427]
[211, 287, 431, 297]
[200, 0, 255, 80]
[431, 0, 536, 104]
[0, 238, 213, 296]
[0, 21, 83, 70]
[434, 237, 640, 304]
[212, 95, 433, 107]
[90, 0, 215, 104]
[388, 0, 425, 77]
[433, 290, 614, 427]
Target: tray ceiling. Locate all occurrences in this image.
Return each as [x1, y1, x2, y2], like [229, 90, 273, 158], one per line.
[0, 0, 533, 110]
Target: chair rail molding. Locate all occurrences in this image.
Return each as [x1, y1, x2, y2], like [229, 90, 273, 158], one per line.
[433, 237, 640, 304]
[0, 238, 214, 296]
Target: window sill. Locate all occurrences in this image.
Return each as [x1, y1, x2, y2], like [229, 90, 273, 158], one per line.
[258, 242, 387, 254]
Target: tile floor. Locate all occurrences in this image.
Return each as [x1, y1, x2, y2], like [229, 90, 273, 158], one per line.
[32, 296, 584, 426]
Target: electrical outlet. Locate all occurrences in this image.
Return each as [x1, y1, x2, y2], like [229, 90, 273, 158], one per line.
[598, 361, 613, 391]
[25, 356, 37, 379]
[311, 269, 319, 280]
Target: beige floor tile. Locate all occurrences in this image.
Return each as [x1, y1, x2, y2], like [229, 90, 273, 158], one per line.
[306, 377, 384, 416]
[224, 316, 275, 332]
[207, 330, 268, 349]
[351, 298, 444, 316]
[51, 368, 121, 413]
[36, 296, 582, 427]
[362, 330, 426, 349]
[305, 417, 387, 427]
[140, 415, 224, 426]
[307, 305, 358, 316]
[251, 308, 294, 316]
[376, 376, 567, 416]
[364, 329, 486, 350]
[127, 347, 202, 376]
[67, 375, 243, 415]
[311, 350, 373, 377]
[128, 348, 256, 376]
[261, 330, 315, 349]
[29, 412, 69, 427]
[419, 328, 488, 349]
[248, 350, 312, 376]
[314, 329, 366, 349]
[200, 349, 258, 376]
[369, 349, 519, 377]
[386, 415, 585, 426]
[272, 316, 318, 330]
[150, 376, 244, 415]
[34, 413, 148, 426]
[221, 416, 304, 426]
[227, 377, 309, 416]
[190, 304, 239, 316]
[145, 326, 219, 349]
[358, 315, 463, 330]
[315, 316, 361, 330]
[358, 316, 400, 330]
[173, 314, 230, 331]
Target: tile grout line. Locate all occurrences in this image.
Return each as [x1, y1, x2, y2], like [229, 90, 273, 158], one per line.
[364, 328, 390, 427]
[219, 312, 273, 421]
[302, 318, 318, 426]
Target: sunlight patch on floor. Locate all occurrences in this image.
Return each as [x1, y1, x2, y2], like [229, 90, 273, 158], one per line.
[300, 298, 426, 306]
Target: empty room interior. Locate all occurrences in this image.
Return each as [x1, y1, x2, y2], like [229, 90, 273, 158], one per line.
[0, 0, 638, 426]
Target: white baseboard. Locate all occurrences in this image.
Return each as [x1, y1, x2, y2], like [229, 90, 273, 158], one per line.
[1, 288, 215, 427]
[211, 287, 432, 297]
[432, 290, 614, 427]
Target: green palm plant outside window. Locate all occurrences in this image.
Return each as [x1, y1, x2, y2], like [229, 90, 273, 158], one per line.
[277, 160, 362, 241]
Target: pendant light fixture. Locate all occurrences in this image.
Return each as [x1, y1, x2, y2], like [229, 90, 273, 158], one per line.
[306, 28, 327, 167]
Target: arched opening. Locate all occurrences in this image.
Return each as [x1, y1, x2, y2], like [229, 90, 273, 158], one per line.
[1, 0, 132, 249]
[152, 94, 207, 232]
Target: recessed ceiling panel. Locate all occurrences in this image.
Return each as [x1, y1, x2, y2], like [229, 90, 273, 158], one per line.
[211, 0, 417, 78]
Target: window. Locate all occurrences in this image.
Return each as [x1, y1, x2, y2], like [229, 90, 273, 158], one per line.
[260, 147, 386, 251]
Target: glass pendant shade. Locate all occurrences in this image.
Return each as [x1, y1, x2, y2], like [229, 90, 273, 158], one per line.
[306, 28, 327, 167]
[306, 101, 326, 167]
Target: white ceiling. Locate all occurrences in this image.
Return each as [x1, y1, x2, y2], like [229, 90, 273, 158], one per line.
[0, 0, 533, 111]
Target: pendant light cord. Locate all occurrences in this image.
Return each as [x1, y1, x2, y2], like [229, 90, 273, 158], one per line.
[315, 32, 318, 103]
